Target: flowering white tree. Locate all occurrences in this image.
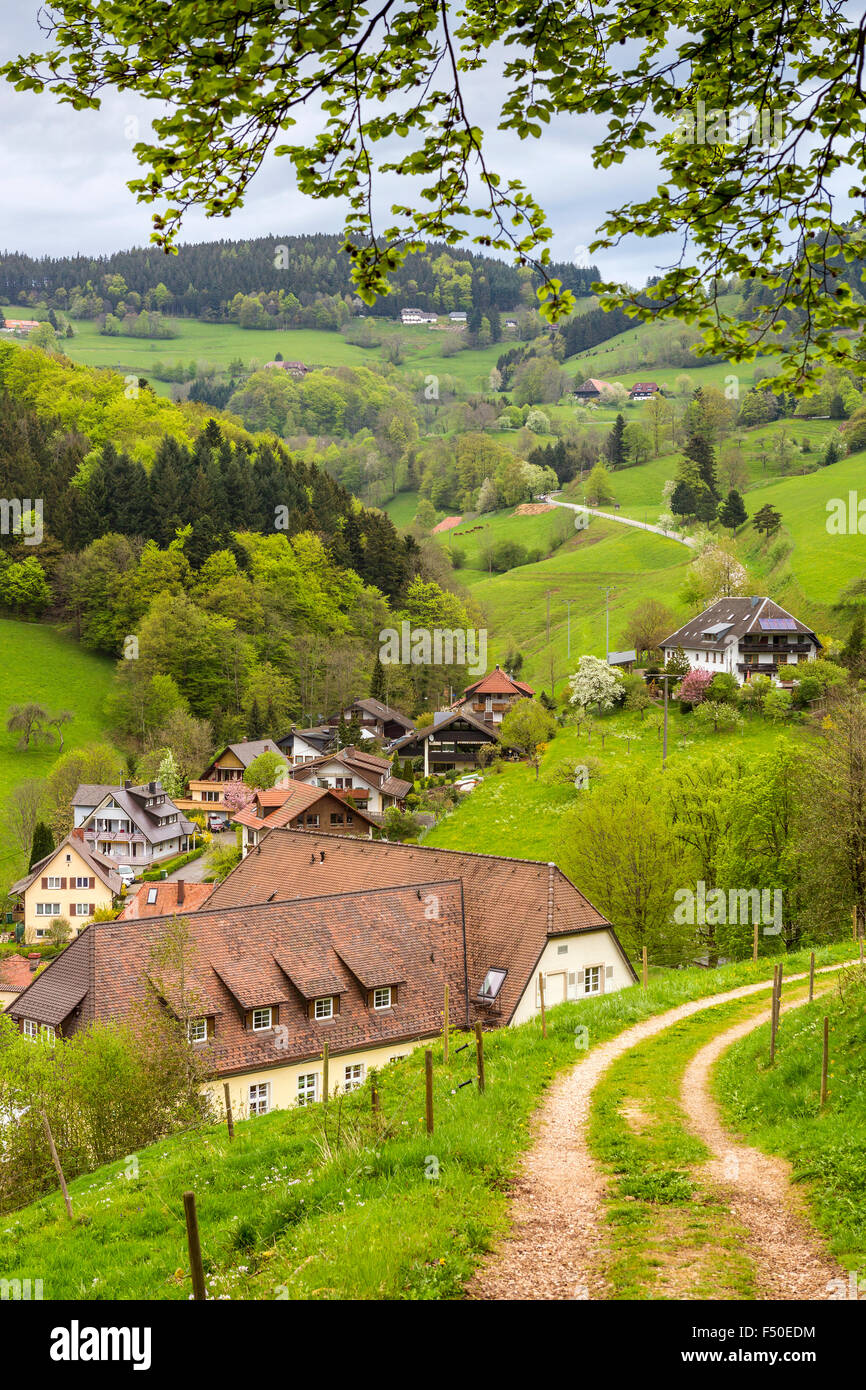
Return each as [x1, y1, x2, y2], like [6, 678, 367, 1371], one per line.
[568, 656, 624, 712]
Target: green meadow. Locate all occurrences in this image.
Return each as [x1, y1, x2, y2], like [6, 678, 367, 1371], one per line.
[0, 620, 118, 885]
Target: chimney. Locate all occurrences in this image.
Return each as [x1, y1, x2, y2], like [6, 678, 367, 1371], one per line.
[148, 781, 157, 793]
[176, 879, 185, 907]
[123, 780, 131, 789]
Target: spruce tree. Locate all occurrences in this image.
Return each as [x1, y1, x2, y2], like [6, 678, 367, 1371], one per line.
[370, 654, 386, 701]
[29, 820, 54, 870]
[606, 414, 626, 468]
[718, 489, 747, 531]
[247, 696, 264, 740]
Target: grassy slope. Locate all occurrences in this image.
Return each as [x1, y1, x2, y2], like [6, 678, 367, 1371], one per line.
[0, 621, 118, 883]
[715, 969, 866, 1269]
[422, 709, 808, 861]
[1, 945, 853, 1301]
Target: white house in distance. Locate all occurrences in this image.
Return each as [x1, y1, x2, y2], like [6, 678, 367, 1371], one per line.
[661, 597, 821, 686]
[72, 780, 195, 868]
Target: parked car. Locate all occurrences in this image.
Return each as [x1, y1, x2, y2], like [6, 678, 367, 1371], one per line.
[207, 814, 229, 833]
[116, 865, 136, 888]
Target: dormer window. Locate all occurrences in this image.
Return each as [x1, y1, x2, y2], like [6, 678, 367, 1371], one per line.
[373, 987, 392, 1010]
[187, 1018, 208, 1044]
[314, 997, 333, 1020]
[252, 1007, 273, 1031]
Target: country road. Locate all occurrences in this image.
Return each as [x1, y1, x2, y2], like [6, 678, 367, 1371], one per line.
[540, 493, 698, 548]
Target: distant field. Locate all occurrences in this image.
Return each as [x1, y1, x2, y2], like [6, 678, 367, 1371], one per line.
[4, 311, 526, 397]
[0, 620, 119, 887]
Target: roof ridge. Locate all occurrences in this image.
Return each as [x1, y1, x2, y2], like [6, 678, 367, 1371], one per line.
[265, 824, 567, 870]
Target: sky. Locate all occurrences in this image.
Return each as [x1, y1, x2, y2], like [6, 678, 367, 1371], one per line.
[0, 8, 698, 287]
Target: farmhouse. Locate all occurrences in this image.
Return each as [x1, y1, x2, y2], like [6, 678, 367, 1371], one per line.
[660, 597, 821, 686]
[400, 307, 438, 325]
[448, 311, 467, 323]
[289, 746, 411, 816]
[390, 707, 500, 774]
[9, 832, 121, 944]
[629, 381, 661, 400]
[454, 665, 534, 725]
[233, 783, 378, 855]
[208, 828, 639, 1030]
[572, 377, 614, 401]
[2, 319, 40, 333]
[72, 782, 196, 870]
[177, 739, 288, 814]
[263, 360, 308, 377]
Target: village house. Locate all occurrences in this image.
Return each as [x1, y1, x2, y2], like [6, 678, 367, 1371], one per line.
[9, 831, 122, 944]
[0, 954, 40, 1010]
[399, 307, 438, 325]
[176, 739, 288, 815]
[10, 832, 635, 1113]
[289, 746, 411, 816]
[263, 360, 308, 377]
[448, 311, 467, 323]
[209, 828, 638, 1030]
[117, 879, 214, 920]
[233, 784, 378, 856]
[453, 665, 534, 726]
[2, 319, 40, 333]
[389, 707, 500, 775]
[72, 781, 195, 869]
[572, 377, 614, 401]
[275, 726, 337, 766]
[608, 648, 638, 673]
[329, 697, 415, 745]
[660, 597, 821, 686]
[629, 381, 661, 400]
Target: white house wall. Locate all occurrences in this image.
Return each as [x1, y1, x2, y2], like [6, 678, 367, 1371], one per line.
[510, 929, 635, 1026]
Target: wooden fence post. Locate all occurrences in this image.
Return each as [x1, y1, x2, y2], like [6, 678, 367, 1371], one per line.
[183, 1190, 207, 1301]
[642, 946, 648, 990]
[752, 920, 759, 964]
[443, 983, 450, 1064]
[424, 1049, 434, 1135]
[769, 964, 779, 1064]
[820, 1016, 829, 1109]
[223, 1082, 234, 1142]
[538, 971, 547, 1038]
[475, 1021, 486, 1094]
[41, 1110, 73, 1221]
[322, 1042, 329, 1106]
[808, 951, 815, 1003]
[371, 1082, 380, 1116]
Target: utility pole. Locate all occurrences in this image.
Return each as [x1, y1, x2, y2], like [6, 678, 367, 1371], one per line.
[565, 598, 574, 660]
[600, 585, 613, 660]
[654, 671, 676, 770]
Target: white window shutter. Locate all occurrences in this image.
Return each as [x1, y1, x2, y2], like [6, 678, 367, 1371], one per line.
[567, 971, 577, 999]
[577, 969, 584, 986]
[605, 965, 614, 979]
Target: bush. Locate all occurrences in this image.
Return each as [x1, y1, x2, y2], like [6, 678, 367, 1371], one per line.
[705, 672, 740, 705]
[793, 675, 822, 707]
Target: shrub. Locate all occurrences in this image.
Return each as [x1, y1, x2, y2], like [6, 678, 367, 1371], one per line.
[677, 667, 714, 706]
[705, 672, 740, 705]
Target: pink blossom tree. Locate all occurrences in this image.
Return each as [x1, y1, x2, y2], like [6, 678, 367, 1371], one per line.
[222, 781, 255, 815]
[677, 667, 714, 707]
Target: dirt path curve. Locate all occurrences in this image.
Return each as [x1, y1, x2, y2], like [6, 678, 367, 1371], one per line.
[681, 994, 845, 1301]
[469, 962, 854, 1301]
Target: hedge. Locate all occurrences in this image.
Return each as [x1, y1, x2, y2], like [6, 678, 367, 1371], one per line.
[140, 845, 207, 882]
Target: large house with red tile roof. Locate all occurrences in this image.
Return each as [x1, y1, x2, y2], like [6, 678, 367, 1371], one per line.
[10, 831, 635, 1114]
[454, 665, 534, 727]
[289, 746, 411, 817]
[572, 377, 615, 401]
[232, 784, 379, 856]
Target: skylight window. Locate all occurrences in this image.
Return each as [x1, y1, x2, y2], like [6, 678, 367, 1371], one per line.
[478, 968, 507, 1000]
[146, 887, 158, 904]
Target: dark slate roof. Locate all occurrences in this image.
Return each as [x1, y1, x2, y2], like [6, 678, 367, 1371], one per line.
[661, 597, 820, 654]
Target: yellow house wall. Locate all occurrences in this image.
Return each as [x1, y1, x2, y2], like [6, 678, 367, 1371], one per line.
[23, 844, 114, 943]
[205, 1036, 423, 1120]
[0, 990, 21, 1012]
[509, 929, 635, 1027]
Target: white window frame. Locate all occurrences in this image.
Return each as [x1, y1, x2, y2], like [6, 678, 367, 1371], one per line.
[23, 1019, 37, 1039]
[343, 1062, 365, 1092]
[74, 902, 91, 917]
[584, 965, 602, 996]
[146, 887, 158, 905]
[45, 876, 62, 890]
[297, 1072, 318, 1106]
[248, 1081, 270, 1116]
[187, 1018, 208, 1044]
[73, 876, 90, 889]
[252, 1007, 272, 1031]
[373, 986, 391, 1010]
[35, 903, 61, 916]
[314, 997, 333, 1020]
